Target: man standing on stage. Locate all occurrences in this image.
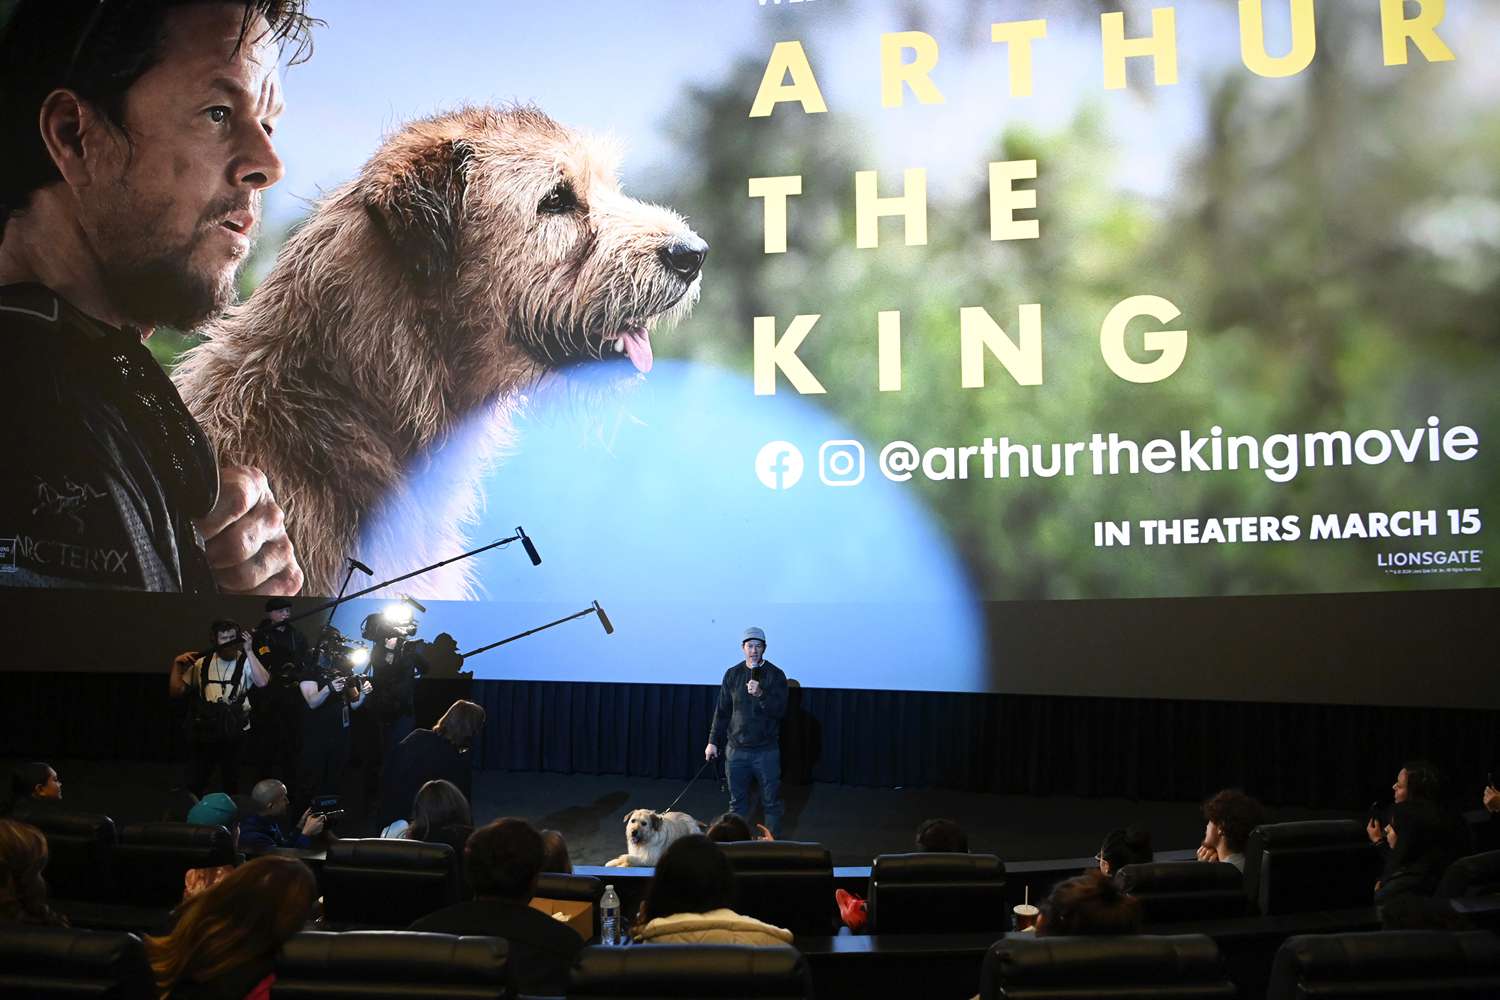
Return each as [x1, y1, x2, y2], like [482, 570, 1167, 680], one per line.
[170, 619, 269, 796]
[705, 626, 789, 838]
[252, 596, 307, 791]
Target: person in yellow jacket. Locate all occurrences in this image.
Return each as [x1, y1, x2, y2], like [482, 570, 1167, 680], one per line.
[632, 835, 794, 947]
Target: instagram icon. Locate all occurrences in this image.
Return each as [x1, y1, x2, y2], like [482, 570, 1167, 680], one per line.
[819, 440, 865, 487]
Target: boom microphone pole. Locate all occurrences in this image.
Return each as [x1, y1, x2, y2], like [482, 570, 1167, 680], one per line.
[459, 600, 615, 660]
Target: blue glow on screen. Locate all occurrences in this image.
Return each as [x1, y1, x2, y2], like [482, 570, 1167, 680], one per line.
[335, 360, 983, 692]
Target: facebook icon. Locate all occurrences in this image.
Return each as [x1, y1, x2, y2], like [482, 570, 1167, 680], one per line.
[754, 441, 804, 490]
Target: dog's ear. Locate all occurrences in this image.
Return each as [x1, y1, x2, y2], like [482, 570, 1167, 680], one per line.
[363, 136, 474, 288]
[651, 813, 663, 830]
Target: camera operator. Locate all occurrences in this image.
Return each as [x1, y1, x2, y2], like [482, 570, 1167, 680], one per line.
[366, 612, 427, 760]
[296, 646, 370, 805]
[251, 597, 308, 794]
[170, 621, 269, 796]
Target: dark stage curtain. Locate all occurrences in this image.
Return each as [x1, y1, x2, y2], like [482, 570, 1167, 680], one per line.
[2, 672, 1495, 811]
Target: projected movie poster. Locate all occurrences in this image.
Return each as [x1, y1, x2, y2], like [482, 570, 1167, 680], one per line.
[2, 1, 1496, 697]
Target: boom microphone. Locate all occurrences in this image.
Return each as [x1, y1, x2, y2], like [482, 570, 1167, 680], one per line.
[517, 525, 542, 566]
[402, 595, 428, 614]
[348, 558, 374, 576]
[593, 600, 614, 635]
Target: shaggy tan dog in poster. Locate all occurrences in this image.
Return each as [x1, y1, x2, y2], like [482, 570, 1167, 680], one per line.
[606, 808, 705, 868]
[174, 106, 706, 596]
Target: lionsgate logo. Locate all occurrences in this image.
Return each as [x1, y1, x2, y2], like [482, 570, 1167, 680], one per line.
[1377, 548, 1483, 576]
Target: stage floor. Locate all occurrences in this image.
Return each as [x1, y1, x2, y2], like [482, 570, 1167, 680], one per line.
[8, 758, 1350, 867]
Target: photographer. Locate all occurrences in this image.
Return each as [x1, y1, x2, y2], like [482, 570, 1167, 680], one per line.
[239, 779, 325, 854]
[170, 621, 269, 796]
[366, 611, 427, 760]
[296, 647, 369, 805]
[251, 597, 309, 793]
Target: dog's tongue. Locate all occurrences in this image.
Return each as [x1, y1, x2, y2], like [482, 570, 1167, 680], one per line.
[619, 328, 653, 374]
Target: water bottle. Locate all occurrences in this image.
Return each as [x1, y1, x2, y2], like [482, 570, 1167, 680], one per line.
[600, 883, 621, 946]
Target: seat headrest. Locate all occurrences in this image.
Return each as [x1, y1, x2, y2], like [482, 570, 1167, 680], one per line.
[9, 802, 116, 840]
[1278, 930, 1500, 980]
[719, 841, 831, 871]
[0, 924, 146, 974]
[118, 821, 234, 850]
[570, 943, 807, 993]
[536, 872, 604, 902]
[278, 930, 508, 983]
[1119, 861, 1242, 893]
[1250, 820, 1368, 850]
[987, 933, 1224, 986]
[326, 837, 455, 870]
[872, 852, 1004, 881]
[1436, 849, 1500, 898]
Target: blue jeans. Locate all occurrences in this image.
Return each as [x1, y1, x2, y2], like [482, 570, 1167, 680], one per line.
[726, 745, 782, 838]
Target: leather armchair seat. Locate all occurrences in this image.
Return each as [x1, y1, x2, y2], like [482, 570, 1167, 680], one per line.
[1435, 849, 1500, 899]
[981, 933, 1236, 1000]
[273, 930, 508, 999]
[1117, 861, 1248, 922]
[568, 943, 810, 999]
[320, 838, 460, 928]
[718, 841, 836, 935]
[9, 802, 117, 903]
[112, 821, 237, 908]
[0, 924, 154, 999]
[1243, 821, 1381, 916]
[867, 852, 1008, 933]
[1268, 929, 1500, 999]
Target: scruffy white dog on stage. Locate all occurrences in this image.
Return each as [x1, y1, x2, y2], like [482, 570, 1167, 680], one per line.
[606, 808, 704, 867]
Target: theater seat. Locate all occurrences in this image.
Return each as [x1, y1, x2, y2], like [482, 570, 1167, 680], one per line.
[1267, 930, 1500, 999]
[272, 930, 508, 999]
[867, 852, 1008, 933]
[320, 838, 459, 929]
[534, 872, 605, 941]
[1242, 820, 1381, 916]
[568, 943, 811, 999]
[981, 933, 1234, 1000]
[9, 802, 117, 903]
[111, 821, 238, 909]
[1435, 849, 1500, 899]
[0, 924, 154, 999]
[1117, 861, 1248, 922]
[718, 841, 836, 935]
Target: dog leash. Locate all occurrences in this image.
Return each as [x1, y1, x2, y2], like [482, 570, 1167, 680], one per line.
[661, 757, 716, 815]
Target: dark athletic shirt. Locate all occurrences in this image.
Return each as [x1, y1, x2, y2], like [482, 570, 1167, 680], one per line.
[0, 283, 218, 591]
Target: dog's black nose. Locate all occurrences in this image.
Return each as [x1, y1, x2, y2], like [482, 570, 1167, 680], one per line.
[661, 237, 708, 280]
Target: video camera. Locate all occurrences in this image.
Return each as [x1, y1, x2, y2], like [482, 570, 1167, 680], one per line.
[313, 627, 371, 704]
[309, 795, 346, 825]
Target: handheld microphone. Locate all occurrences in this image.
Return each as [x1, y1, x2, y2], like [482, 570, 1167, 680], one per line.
[517, 526, 542, 566]
[348, 557, 374, 576]
[593, 600, 614, 635]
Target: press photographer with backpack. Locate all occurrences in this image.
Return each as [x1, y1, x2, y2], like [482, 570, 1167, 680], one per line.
[171, 620, 269, 796]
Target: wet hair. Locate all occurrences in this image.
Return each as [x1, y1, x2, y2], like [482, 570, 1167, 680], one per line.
[915, 818, 969, 853]
[144, 856, 315, 992]
[434, 700, 486, 752]
[1099, 826, 1153, 874]
[0, 0, 318, 236]
[1399, 761, 1444, 803]
[464, 818, 544, 901]
[706, 813, 754, 844]
[1202, 789, 1266, 854]
[0, 819, 67, 926]
[539, 829, 572, 875]
[1039, 871, 1142, 937]
[405, 779, 471, 840]
[640, 835, 736, 922]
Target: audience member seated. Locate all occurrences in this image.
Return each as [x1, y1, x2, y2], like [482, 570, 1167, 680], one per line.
[183, 794, 241, 900]
[375, 699, 486, 828]
[1378, 893, 1472, 931]
[634, 835, 794, 948]
[239, 780, 324, 855]
[702, 815, 774, 845]
[381, 778, 474, 866]
[4, 762, 62, 814]
[915, 817, 969, 853]
[836, 817, 971, 932]
[145, 855, 316, 1000]
[1097, 826, 1153, 879]
[409, 817, 584, 997]
[1197, 788, 1265, 871]
[0, 818, 68, 927]
[1374, 799, 1452, 904]
[1366, 760, 1442, 844]
[1036, 871, 1143, 937]
[540, 828, 572, 873]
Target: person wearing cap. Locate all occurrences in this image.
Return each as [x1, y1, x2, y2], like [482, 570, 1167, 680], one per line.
[170, 620, 269, 797]
[251, 597, 309, 795]
[182, 793, 241, 900]
[705, 627, 789, 838]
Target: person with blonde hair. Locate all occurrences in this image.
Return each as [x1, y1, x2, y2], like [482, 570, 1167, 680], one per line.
[376, 698, 486, 827]
[0, 818, 67, 926]
[145, 855, 316, 1000]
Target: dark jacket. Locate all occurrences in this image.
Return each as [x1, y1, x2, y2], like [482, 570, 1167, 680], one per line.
[410, 899, 584, 996]
[377, 728, 474, 828]
[0, 283, 217, 592]
[238, 813, 311, 854]
[709, 660, 789, 750]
